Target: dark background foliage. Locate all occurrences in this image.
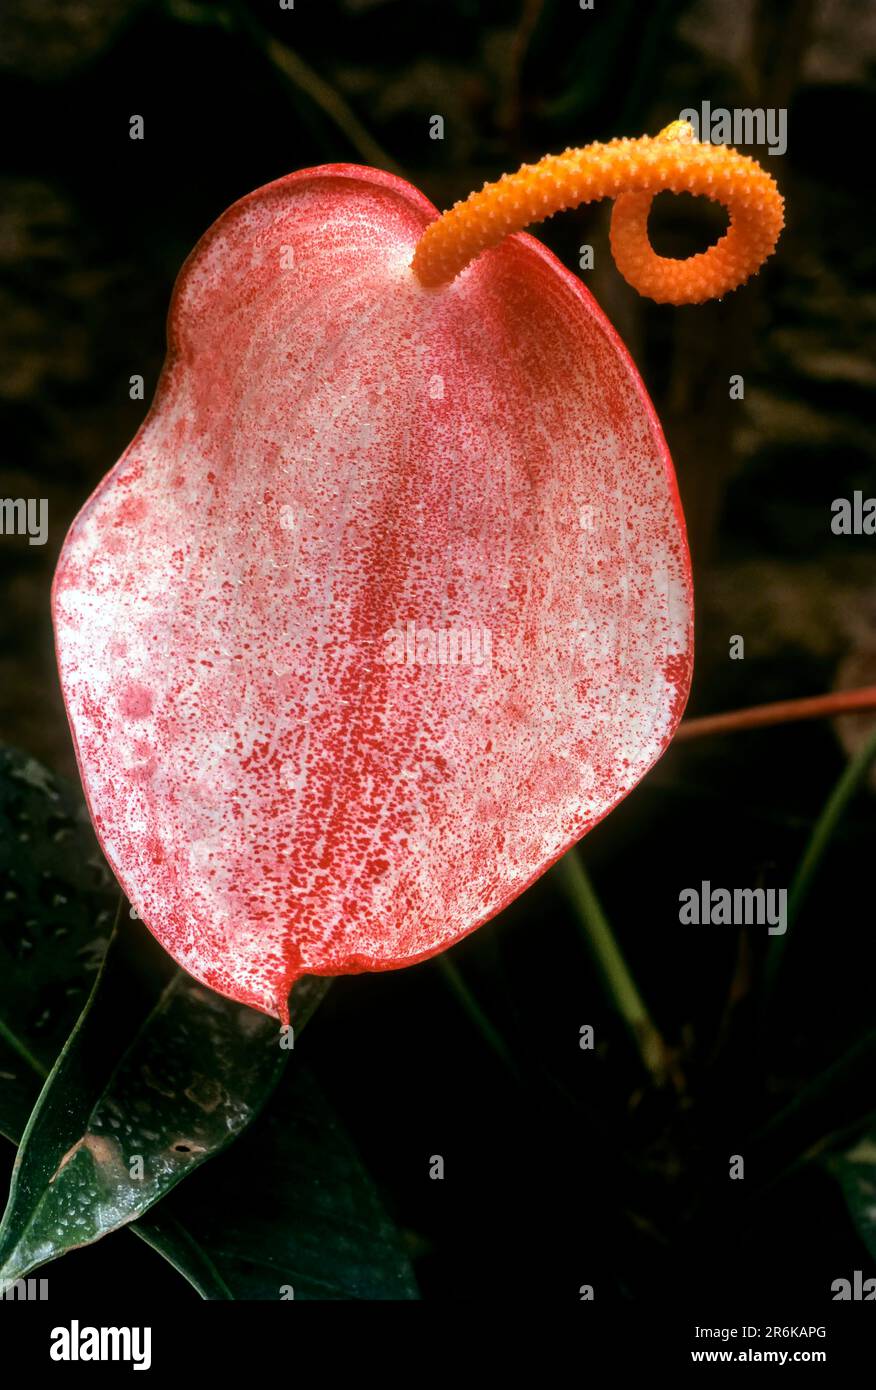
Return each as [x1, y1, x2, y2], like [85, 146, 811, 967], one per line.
[0, 0, 874, 1301]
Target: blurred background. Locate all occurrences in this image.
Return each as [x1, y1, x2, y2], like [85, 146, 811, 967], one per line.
[1, 0, 875, 1301]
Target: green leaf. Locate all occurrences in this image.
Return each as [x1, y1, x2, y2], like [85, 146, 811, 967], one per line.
[0, 745, 119, 1141]
[0, 1058, 37, 1149]
[825, 1131, 876, 1264]
[0, 745, 328, 1288]
[765, 724, 876, 997]
[0, 745, 412, 1300]
[748, 1028, 876, 1187]
[139, 1062, 419, 1300]
[131, 1210, 234, 1300]
[0, 929, 328, 1287]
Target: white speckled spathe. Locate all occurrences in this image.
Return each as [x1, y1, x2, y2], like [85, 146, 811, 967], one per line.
[52, 165, 693, 1020]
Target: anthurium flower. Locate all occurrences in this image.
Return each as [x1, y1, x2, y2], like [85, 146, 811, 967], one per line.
[52, 122, 783, 1019]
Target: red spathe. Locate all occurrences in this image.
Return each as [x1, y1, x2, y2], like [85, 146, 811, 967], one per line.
[52, 165, 693, 1019]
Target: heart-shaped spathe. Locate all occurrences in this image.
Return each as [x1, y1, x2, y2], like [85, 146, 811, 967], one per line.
[53, 164, 692, 1019]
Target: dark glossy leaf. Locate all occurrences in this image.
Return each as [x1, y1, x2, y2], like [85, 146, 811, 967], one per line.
[0, 745, 118, 1141]
[825, 1131, 876, 1264]
[748, 1029, 876, 1186]
[0, 1059, 36, 1149]
[0, 744, 408, 1299]
[0, 932, 328, 1286]
[132, 1210, 233, 1300]
[0, 745, 329, 1288]
[144, 1062, 419, 1300]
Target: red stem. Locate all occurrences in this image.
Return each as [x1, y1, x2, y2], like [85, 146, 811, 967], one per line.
[675, 686, 876, 742]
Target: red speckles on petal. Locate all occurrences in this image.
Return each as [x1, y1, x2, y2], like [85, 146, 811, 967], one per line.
[118, 682, 155, 719]
[52, 164, 692, 1019]
[112, 495, 148, 527]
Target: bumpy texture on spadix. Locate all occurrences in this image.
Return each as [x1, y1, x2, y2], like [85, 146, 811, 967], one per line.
[413, 120, 784, 303]
[54, 142, 729, 1018]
